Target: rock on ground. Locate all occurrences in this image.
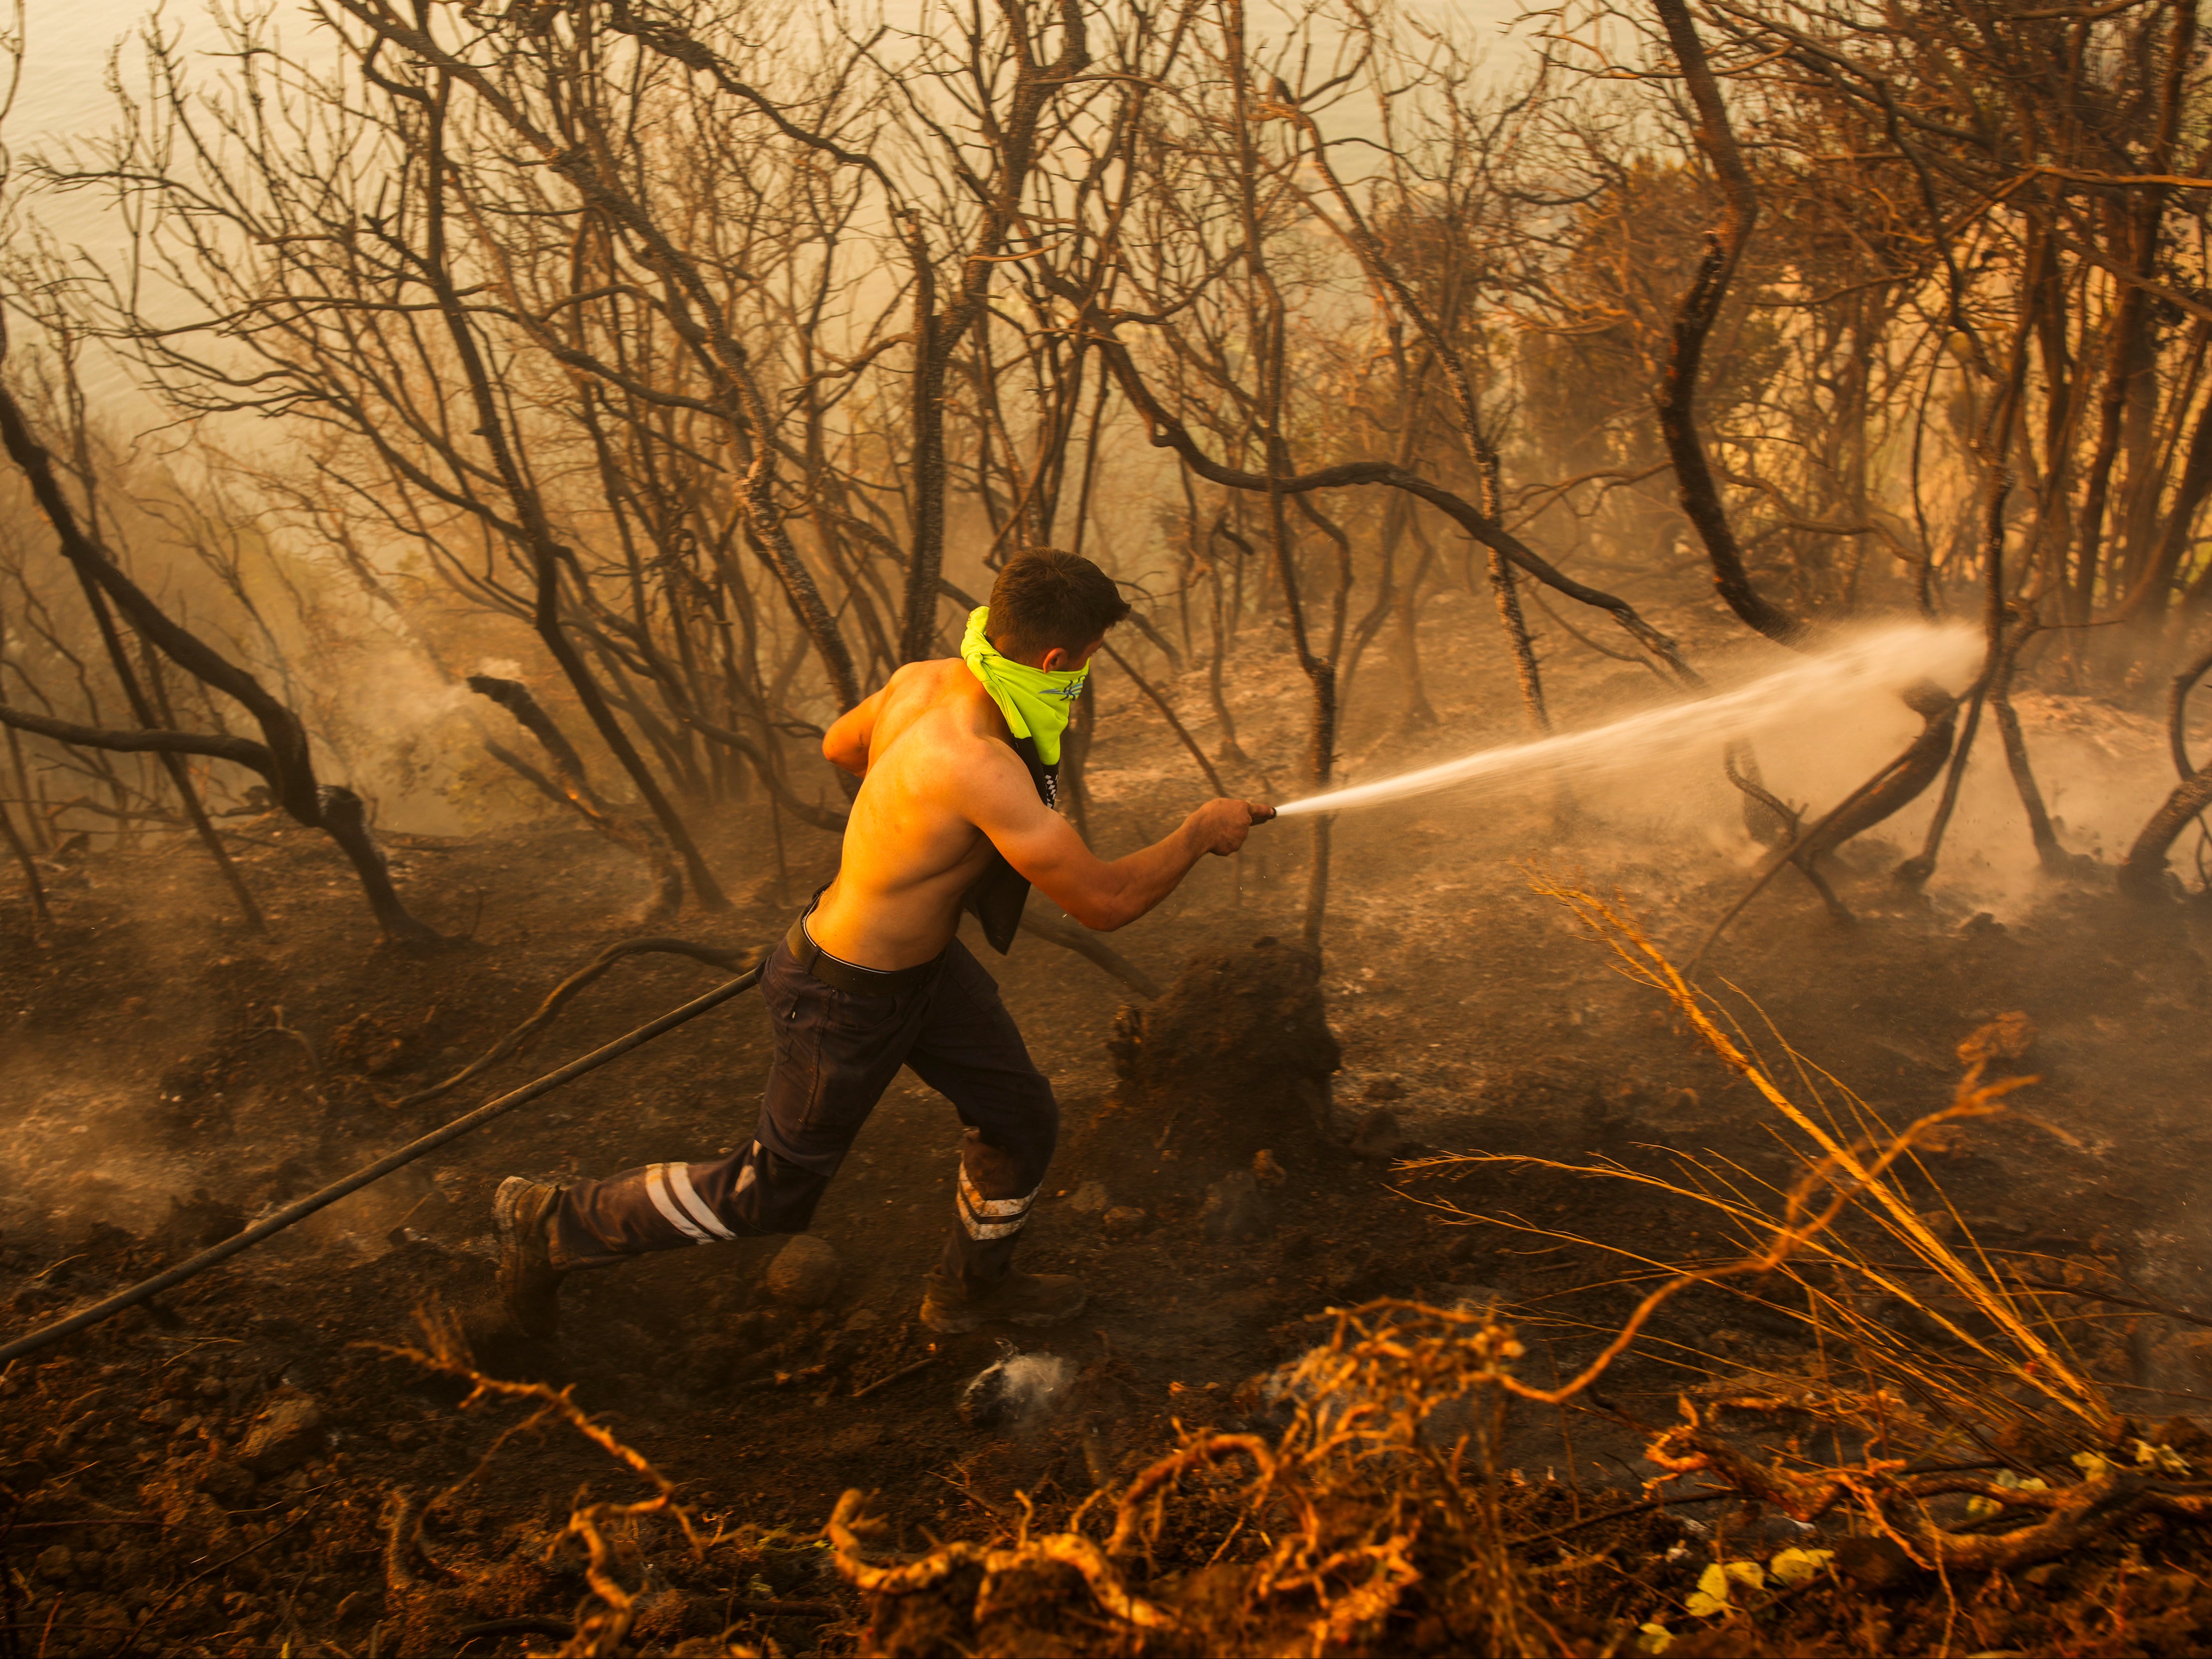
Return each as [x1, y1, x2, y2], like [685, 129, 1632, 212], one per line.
[237, 1389, 324, 1476]
[1201, 1170, 1273, 1243]
[765, 1235, 842, 1307]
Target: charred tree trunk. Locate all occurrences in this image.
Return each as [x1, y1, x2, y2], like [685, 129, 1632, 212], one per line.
[81, 578, 264, 931]
[0, 337, 439, 949]
[468, 676, 681, 923]
[1654, 0, 1970, 891]
[1991, 628, 2070, 873]
[893, 6, 1091, 662]
[0, 706, 437, 946]
[410, 82, 731, 913]
[1894, 681, 1989, 891]
[1205, 516, 1251, 764]
[2121, 643, 2212, 899]
[1651, 0, 1795, 648]
[1799, 690, 1959, 866]
[0, 795, 47, 927]
[2120, 773, 2212, 900]
[1487, 548, 1548, 734]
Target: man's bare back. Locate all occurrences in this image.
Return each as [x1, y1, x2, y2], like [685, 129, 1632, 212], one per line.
[807, 650, 1272, 970]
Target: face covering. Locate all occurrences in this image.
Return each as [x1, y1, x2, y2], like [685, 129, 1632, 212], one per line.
[960, 605, 1090, 766]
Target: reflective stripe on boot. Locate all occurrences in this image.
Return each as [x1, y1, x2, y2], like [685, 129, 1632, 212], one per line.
[958, 1168, 1038, 1241]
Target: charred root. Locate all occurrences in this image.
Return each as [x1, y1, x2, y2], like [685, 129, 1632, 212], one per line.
[2120, 770, 2212, 901]
[1801, 682, 1959, 863]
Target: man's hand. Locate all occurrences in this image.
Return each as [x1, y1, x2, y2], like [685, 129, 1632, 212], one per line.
[1184, 797, 1276, 856]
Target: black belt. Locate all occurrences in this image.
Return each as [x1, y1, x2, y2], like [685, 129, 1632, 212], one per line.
[784, 910, 944, 996]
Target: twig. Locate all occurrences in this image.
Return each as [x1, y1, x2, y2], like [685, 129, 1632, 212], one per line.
[131, 1487, 330, 1644]
[852, 1357, 935, 1399]
[934, 1470, 1019, 1520]
[1506, 1486, 1738, 1548]
[729, 1598, 842, 1620]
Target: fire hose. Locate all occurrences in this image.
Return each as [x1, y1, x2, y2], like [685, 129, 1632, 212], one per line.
[0, 961, 765, 1369]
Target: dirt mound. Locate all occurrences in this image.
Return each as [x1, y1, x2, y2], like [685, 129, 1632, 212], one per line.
[1106, 935, 1341, 1163]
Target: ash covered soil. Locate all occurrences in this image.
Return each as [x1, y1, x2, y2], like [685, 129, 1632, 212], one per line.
[5, 614, 2212, 1656]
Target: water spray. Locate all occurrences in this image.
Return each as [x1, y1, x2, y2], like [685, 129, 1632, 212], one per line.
[1271, 623, 1980, 819]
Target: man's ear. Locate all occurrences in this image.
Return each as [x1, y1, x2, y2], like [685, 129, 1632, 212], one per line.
[1037, 638, 1106, 674]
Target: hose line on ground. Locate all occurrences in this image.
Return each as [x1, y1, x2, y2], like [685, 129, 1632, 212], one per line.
[0, 961, 766, 1369]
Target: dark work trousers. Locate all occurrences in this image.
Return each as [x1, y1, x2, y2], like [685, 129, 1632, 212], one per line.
[548, 930, 1058, 1291]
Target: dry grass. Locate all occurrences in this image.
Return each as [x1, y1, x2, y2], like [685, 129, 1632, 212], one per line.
[1406, 881, 2212, 1583]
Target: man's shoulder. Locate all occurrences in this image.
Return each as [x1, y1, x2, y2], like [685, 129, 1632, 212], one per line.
[879, 688, 1019, 775]
[910, 716, 1040, 818]
[879, 657, 946, 698]
[937, 720, 1032, 784]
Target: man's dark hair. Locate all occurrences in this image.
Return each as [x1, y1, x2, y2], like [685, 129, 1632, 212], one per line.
[987, 549, 1131, 660]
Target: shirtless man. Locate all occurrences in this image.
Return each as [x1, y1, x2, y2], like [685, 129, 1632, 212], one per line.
[493, 550, 1274, 1338]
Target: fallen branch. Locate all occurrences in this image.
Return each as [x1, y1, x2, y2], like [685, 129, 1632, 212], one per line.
[1689, 731, 1930, 970]
[394, 936, 757, 1109]
[852, 1356, 935, 1400]
[1018, 911, 1161, 999]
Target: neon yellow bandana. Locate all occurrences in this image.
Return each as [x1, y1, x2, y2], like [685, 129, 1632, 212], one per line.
[961, 605, 1089, 766]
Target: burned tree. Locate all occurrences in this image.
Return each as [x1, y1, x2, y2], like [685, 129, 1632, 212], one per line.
[0, 322, 439, 947]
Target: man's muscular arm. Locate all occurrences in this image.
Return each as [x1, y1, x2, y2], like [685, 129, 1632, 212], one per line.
[968, 748, 1272, 931]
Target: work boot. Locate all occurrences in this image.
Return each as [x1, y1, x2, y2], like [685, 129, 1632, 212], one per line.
[919, 1267, 1087, 1335]
[493, 1176, 567, 1340]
